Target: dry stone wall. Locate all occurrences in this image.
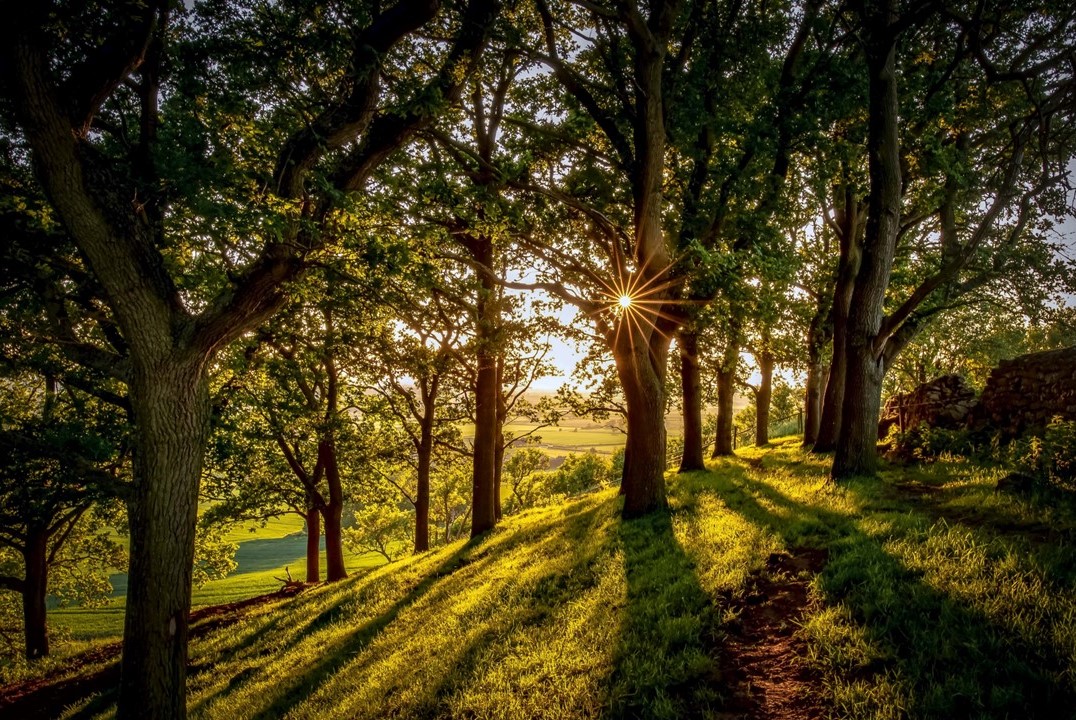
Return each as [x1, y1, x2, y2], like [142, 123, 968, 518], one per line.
[878, 374, 978, 439]
[972, 346, 1076, 437]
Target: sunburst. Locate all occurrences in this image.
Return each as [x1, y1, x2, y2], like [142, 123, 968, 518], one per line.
[583, 255, 702, 355]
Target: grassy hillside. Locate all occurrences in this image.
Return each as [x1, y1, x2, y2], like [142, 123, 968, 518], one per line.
[14, 439, 1076, 719]
[50, 519, 389, 642]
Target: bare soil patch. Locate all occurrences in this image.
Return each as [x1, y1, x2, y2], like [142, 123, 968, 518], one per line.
[716, 547, 829, 720]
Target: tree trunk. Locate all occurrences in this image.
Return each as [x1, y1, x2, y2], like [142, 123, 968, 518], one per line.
[22, 526, 49, 660]
[803, 361, 827, 446]
[493, 355, 506, 521]
[677, 329, 706, 472]
[755, 350, 774, 446]
[415, 414, 433, 553]
[613, 323, 670, 517]
[470, 239, 498, 538]
[712, 342, 739, 458]
[118, 359, 209, 720]
[814, 225, 861, 452]
[814, 327, 846, 452]
[493, 428, 505, 521]
[304, 504, 320, 583]
[833, 4, 901, 480]
[321, 439, 347, 581]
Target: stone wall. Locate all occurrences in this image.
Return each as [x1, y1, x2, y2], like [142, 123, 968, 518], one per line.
[878, 374, 978, 438]
[972, 346, 1076, 437]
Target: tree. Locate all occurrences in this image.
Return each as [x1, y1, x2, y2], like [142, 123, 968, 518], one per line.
[361, 276, 465, 553]
[502, 446, 549, 512]
[831, 0, 1076, 479]
[0, 0, 499, 713]
[501, 0, 830, 514]
[0, 373, 126, 660]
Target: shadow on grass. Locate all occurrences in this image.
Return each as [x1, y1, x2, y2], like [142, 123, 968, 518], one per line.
[707, 456, 1075, 718]
[606, 507, 720, 718]
[191, 498, 610, 718]
[190, 536, 482, 719]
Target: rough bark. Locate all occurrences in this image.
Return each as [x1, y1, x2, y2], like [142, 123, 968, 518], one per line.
[320, 438, 347, 582]
[304, 504, 320, 583]
[469, 239, 498, 538]
[614, 328, 670, 517]
[22, 526, 49, 660]
[755, 350, 774, 446]
[833, 2, 901, 480]
[677, 330, 706, 471]
[712, 340, 739, 458]
[415, 405, 434, 553]
[119, 359, 209, 720]
[814, 183, 863, 452]
[803, 361, 828, 446]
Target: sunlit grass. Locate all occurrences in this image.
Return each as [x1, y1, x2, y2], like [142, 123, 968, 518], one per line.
[30, 436, 1076, 719]
[48, 537, 389, 642]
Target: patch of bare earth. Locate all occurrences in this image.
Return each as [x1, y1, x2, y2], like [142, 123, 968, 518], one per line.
[716, 547, 829, 720]
[0, 583, 309, 720]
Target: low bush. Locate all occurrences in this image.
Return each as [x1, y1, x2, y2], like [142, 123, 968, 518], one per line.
[885, 424, 977, 463]
[1008, 417, 1076, 494]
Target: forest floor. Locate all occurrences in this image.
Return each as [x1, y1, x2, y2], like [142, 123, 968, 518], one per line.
[3, 437, 1075, 719]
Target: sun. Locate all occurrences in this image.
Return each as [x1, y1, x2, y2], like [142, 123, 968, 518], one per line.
[618, 294, 633, 309]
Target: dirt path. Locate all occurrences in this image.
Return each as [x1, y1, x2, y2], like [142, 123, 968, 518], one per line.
[0, 583, 309, 720]
[716, 547, 829, 720]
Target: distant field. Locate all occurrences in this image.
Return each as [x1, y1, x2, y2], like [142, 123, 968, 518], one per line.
[50, 532, 389, 641]
[504, 423, 625, 456]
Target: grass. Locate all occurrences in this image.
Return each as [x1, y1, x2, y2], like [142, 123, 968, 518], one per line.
[26, 438, 1076, 718]
[49, 532, 389, 642]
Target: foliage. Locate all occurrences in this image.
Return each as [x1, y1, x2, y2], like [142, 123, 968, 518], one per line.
[193, 524, 239, 589]
[885, 424, 978, 464]
[501, 447, 550, 514]
[1008, 418, 1076, 494]
[344, 504, 412, 562]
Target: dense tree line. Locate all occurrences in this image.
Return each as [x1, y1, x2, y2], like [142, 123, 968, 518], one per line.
[0, 0, 1073, 717]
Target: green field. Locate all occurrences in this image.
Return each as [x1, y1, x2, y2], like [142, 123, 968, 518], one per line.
[50, 524, 389, 642]
[504, 423, 626, 456]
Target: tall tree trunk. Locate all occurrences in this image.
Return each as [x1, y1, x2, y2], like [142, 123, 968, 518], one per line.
[814, 199, 862, 452]
[493, 428, 505, 521]
[614, 331, 670, 517]
[22, 526, 49, 660]
[677, 329, 706, 472]
[320, 439, 347, 581]
[119, 359, 209, 720]
[755, 350, 774, 446]
[802, 288, 833, 447]
[470, 239, 498, 538]
[803, 361, 827, 446]
[834, 4, 901, 480]
[493, 355, 506, 521]
[304, 503, 320, 583]
[415, 412, 434, 553]
[712, 342, 739, 458]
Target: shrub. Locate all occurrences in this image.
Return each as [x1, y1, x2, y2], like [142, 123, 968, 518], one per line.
[887, 424, 976, 463]
[1009, 417, 1076, 493]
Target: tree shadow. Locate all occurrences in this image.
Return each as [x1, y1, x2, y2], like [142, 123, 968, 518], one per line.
[606, 508, 721, 718]
[190, 499, 610, 718]
[708, 460, 1076, 718]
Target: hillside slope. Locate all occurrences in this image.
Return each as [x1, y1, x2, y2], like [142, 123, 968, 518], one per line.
[7, 439, 1076, 719]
